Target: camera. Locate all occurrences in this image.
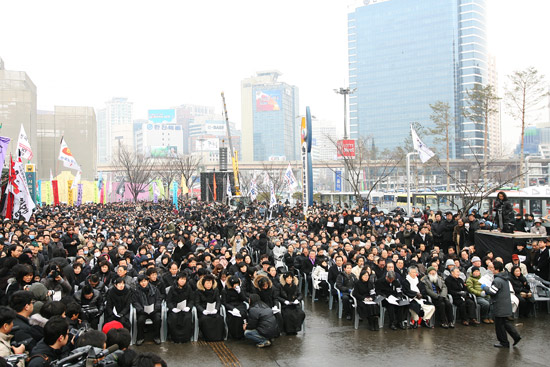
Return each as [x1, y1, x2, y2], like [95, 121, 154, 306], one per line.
[4, 354, 27, 367]
[49, 270, 60, 279]
[81, 305, 100, 319]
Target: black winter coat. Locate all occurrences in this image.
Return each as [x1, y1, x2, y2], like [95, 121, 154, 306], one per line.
[132, 284, 162, 314]
[247, 302, 279, 339]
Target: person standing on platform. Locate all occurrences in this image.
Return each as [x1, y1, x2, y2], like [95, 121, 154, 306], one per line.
[493, 192, 515, 233]
[481, 261, 521, 348]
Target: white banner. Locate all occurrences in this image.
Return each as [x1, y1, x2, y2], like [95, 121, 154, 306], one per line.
[12, 158, 36, 221]
[17, 125, 33, 160]
[411, 126, 435, 163]
[58, 138, 81, 171]
[284, 163, 299, 192]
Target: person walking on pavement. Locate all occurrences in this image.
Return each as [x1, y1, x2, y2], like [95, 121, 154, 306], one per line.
[481, 261, 521, 348]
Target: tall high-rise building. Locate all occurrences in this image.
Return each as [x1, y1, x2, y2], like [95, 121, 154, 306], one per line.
[96, 97, 133, 164]
[348, 0, 488, 158]
[241, 71, 299, 162]
[487, 55, 502, 158]
[37, 106, 97, 180]
[0, 58, 37, 162]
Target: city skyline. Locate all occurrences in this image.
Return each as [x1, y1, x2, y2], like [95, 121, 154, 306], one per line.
[1, 0, 549, 152]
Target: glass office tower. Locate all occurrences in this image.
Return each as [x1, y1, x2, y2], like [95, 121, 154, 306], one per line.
[349, 0, 488, 158]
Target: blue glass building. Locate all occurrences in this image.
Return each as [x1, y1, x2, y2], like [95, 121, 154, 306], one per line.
[251, 84, 299, 161]
[348, 0, 488, 158]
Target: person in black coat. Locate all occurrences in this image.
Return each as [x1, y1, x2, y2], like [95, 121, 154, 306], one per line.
[132, 274, 163, 345]
[73, 285, 104, 329]
[244, 294, 279, 348]
[352, 270, 380, 330]
[195, 274, 225, 342]
[493, 191, 515, 233]
[509, 266, 534, 318]
[445, 267, 478, 326]
[9, 291, 43, 353]
[375, 271, 408, 330]
[277, 273, 305, 335]
[336, 263, 357, 320]
[481, 261, 521, 348]
[441, 213, 456, 253]
[533, 239, 549, 281]
[402, 266, 436, 329]
[221, 276, 248, 340]
[104, 277, 132, 330]
[27, 316, 70, 367]
[166, 273, 194, 343]
[327, 256, 345, 289]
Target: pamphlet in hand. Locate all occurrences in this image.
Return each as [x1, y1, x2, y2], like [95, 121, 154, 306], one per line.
[387, 295, 399, 305]
[177, 300, 187, 311]
[228, 309, 241, 317]
[479, 274, 493, 287]
[363, 298, 376, 305]
[53, 291, 62, 301]
[206, 302, 216, 313]
[144, 304, 154, 314]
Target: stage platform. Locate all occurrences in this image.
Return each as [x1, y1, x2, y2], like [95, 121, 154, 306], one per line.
[474, 230, 547, 263]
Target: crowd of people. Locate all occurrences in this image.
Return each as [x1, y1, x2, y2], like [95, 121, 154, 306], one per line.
[0, 193, 549, 365]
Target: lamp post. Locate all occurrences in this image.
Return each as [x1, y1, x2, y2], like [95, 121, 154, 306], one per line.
[334, 87, 357, 140]
[406, 152, 418, 217]
[334, 87, 356, 195]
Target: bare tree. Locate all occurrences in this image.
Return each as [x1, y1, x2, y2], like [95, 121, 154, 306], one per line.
[259, 162, 286, 197]
[429, 101, 454, 190]
[463, 84, 500, 188]
[238, 170, 254, 198]
[327, 136, 403, 208]
[505, 67, 548, 186]
[431, 144, 523, 215]
[173, 154, 201, 198]
[114, 145, 156, 203]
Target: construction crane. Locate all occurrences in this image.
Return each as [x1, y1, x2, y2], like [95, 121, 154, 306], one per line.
[221, 92, 241, 196]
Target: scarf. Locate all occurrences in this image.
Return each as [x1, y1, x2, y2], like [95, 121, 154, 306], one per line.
[406, 274, 420, 293]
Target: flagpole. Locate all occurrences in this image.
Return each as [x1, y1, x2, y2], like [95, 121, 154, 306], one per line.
[406, 152, 417, 217]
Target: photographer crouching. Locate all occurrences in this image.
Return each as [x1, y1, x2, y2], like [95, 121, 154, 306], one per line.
[73, 285, 104, 330]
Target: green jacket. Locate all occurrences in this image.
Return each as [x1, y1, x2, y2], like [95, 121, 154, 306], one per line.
[466, 275, 487, 298]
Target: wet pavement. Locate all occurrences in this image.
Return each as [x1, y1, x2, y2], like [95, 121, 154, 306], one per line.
[136, 299, 550, 367]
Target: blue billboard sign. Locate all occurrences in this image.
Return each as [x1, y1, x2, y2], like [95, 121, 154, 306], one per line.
[335, 170, 342, 192]
[148, 109, 175, 123]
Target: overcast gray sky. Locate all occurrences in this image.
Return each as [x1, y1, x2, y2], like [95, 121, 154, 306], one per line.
[1, 0, 549, 150]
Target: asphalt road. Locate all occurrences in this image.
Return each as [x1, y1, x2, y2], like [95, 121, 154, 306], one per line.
[135, 299, 550, 367]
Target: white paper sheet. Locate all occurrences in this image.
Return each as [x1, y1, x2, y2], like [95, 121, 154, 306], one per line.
[386, 295, 399, 305]
[144, 304, 154, 314]
[206, 302, 216, 313]
[479, 274, 493, 287]
[53, 291, 62, 301]
[354, 217, 361, 223]
[320, 272, 329, 281]
[177, 300, 187, 311]
[228, 309, 241, 317]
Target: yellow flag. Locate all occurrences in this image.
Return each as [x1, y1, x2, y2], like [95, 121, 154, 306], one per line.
[181, 174, 189, 195]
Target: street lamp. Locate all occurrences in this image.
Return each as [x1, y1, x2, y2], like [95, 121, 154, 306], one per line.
[334, 87, 357, 140]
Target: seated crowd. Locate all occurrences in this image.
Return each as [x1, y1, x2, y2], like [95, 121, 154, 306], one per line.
[0, 200, 548, 366]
